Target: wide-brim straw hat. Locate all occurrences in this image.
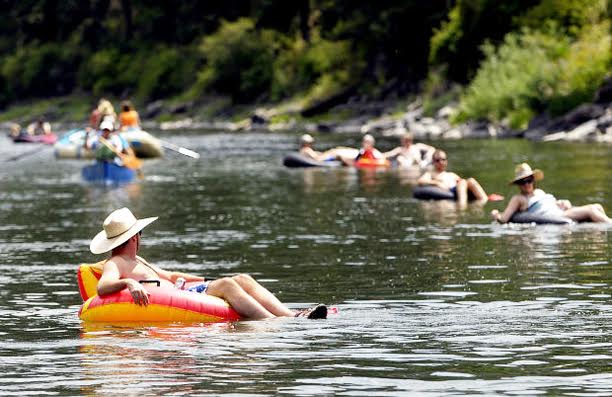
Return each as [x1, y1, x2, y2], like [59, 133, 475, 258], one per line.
[510, 163, 544, 184]
[90, 208, 157, 254]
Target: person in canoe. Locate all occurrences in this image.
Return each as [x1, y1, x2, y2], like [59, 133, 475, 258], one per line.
[84, 120, 134, 165]
[491, 163, 612, 223]
[25, 119, 52, 136]
[119, 100, 141, 130]
[89, 98, 117, 130]
[383, 132, 436, 168]
[417, 149, 489, 205]
[90, 208, 327, 319]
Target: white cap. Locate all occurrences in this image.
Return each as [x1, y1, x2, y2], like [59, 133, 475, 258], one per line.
[100, 120, 114, 131]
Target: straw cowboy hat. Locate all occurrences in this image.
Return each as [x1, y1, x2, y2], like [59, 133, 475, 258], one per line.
[510, 163, 544, 184]
[90, 208, 157, 254]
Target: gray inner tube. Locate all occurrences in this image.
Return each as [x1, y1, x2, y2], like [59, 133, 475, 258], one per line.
[283, 153, 341, 168]
[509, 211, 573, 224]
[413, 185, 456, 201]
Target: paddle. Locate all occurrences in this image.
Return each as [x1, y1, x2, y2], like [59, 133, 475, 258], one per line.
[98, 136, 144, 179]
[158, 139, 200, 159]
[5, 145, 49, 162]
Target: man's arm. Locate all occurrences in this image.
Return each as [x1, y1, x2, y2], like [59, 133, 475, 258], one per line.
[97, 260, 150, 305]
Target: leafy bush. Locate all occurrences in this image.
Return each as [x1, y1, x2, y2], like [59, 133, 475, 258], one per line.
[79, 46, 198, 100]
[193, 18, 275, 102]
[1, 43, 80, 98]
[455, 22, 611, 129]
[271, 35, 358, 104]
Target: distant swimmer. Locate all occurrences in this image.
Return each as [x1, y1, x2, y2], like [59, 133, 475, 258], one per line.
[491, 163, 612, 223]
[119, 100, 141, 130]
[298, 134, 357, 162]
[383, 132, 436, 168]
[417, 149, 489, 205]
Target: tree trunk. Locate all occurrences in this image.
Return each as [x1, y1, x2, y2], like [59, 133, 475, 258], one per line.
[120, 0, 133, 40]
[298, 0, 310, 43]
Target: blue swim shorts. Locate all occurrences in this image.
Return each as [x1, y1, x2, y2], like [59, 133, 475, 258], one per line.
[187, 282, 209, 294]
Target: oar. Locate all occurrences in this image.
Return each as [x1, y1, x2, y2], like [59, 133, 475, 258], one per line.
[5, 145, 49, 162]
[98, 136, 144, 179]
[158, 140, 200, 159]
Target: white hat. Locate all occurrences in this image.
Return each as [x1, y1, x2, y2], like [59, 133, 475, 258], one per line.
[510, 163, 544, 184]
[100, 120, 114, 131]
[90, 208, 157, 254]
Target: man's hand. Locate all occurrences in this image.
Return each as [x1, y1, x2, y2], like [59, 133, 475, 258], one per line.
[126, 279, 150, 306]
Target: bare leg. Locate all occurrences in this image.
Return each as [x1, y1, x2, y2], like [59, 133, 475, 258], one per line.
[466, 177, 488, 202]
[206, 277, 275, 319]
[564, 204, 612, 223]
[456, 179, 468, 206]
[232, 274, 295, 317]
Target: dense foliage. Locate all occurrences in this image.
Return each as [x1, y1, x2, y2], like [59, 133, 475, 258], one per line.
[0, 0, 609, 126]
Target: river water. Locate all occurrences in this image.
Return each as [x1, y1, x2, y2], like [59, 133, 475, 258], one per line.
[0, 132, 610, 395]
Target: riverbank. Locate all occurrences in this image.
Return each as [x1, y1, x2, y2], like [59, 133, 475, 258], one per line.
[1, 85, 611, 143]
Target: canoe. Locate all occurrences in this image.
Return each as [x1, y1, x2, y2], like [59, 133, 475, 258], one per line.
[82, 161, 136, 184]
[12, 133, 58, 145]
[77, 262, 241, 323]
[54, 128, 163, 159]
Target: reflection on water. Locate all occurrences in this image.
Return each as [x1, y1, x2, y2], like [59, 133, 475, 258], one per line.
[0, 133, 610, 395]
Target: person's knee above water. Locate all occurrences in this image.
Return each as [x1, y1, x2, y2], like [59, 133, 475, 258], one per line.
[119, 100, 140, 130]
[383, 132, 436, 168]
[89, 208, 327, 320]
[417, 149, 489, 204]
[491, 163, 612, 223]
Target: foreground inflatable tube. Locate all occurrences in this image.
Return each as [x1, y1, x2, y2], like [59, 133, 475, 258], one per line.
[77, 262, 241, 323]
[509, 211, 573, 225]
[55, 128, 164, 159]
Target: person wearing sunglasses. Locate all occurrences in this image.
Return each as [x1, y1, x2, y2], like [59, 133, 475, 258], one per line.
[491, 163, 611, 223]
[417, 149, 489, 205]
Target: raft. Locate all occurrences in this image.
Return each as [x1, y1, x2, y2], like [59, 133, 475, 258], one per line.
[82, 161, 136, 184]
[282, 153, 342, 168]
[509, 211, 573, 225]
[12, 133, 58, 145]
[77, 261, 241, 323]
[54, 128, 163, 159]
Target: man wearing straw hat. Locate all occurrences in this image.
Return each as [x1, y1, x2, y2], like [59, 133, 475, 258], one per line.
[89, 208, 327, 319]
[491, 163, 611, 223]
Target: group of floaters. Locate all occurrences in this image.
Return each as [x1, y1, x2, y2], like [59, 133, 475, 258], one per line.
[8, 119, 58, 145]
[79, 208, 329, 323]
[286, 133, 612, 225]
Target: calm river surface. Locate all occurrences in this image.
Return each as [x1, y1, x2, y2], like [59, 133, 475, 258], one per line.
[0, 131, 610, 396]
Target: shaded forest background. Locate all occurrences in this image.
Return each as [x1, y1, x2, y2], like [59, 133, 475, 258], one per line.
[0, 0, 610, 128]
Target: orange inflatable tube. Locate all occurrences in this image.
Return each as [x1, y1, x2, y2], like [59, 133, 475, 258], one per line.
[77, 262, 241, 323]
[354, 157, 391, 168]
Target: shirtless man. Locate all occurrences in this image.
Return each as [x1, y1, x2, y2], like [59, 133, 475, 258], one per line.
[383, 132, 436, 168]
[417, 149, 488, 205]
[90, 208, 327, 320]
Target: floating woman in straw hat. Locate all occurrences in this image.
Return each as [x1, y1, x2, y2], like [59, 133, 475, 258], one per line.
[491, 163, 612, 223]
